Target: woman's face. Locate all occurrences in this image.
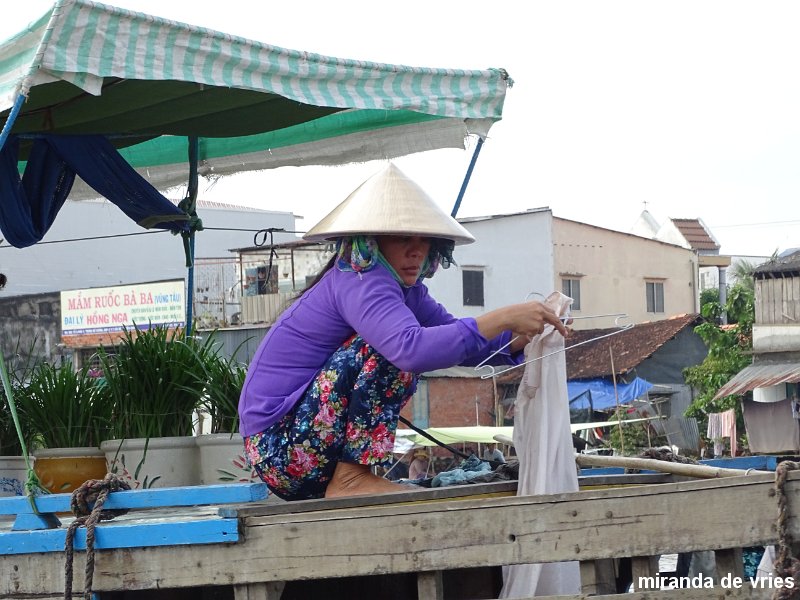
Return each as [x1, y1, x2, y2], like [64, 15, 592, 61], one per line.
[376, 235, 432, 286]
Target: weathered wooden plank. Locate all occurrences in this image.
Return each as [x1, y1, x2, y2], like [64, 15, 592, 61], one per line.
[782, 275, 791, 324]
[715, 548, 743, 580]
[222, 476, 672, 519]
[763, 280, 773, 325]
[1, 472, 793, 596]
[630, 555, 658, 582]
[579, 473, 673, 486]
[769, 279, 779, 325]
[417, 570, 444, 600]
[579, 559, 616, 595]
[240, 471, 774, 524]
[223, 480, 518, 518]
[233, 582, 285, 600]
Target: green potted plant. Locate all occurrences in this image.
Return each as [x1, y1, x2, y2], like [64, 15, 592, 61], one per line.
[99, 324, 217, 488]
[19, 361, 112, 493]
[1, 339, 41, 496]
[202, 348, 246, 435]
[0, 394, 29, 497]
[195, 348, 257, 484]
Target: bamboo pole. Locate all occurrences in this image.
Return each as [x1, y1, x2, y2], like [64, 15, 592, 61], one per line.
[574, 453, 754, 479]
[609, 345, 624, 455]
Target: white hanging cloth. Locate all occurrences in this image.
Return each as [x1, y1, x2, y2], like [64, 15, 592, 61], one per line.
[500, 291, 581, 598]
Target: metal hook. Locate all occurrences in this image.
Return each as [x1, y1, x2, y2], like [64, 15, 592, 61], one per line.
[474, 335, 519, 379]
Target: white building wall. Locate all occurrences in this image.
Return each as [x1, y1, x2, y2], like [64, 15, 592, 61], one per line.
[553, 218, 698, 328]
[1, 199, 297, 297]
[425, 209, 554, 318]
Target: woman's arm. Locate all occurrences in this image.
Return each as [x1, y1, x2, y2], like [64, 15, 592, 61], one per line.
[337, 268, 567, 372]
[476, 302, 568, 351]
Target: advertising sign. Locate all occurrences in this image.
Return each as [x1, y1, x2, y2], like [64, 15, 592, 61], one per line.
[60, 280, 185, 336]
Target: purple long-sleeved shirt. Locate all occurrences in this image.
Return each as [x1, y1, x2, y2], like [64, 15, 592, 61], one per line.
[238, 262, 519, 436]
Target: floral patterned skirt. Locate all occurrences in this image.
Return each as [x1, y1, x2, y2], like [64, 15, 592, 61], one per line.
[244, 335, 416, 501]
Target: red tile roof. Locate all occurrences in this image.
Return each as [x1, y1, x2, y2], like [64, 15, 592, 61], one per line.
[498, 313, 702, 382]
[670, 218, 719, 251]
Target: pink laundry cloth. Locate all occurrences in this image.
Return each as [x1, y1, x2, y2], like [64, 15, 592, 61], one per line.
[706, 408, 736, 457]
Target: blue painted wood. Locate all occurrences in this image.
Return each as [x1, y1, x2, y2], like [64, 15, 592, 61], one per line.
[0, 493, 70, 515]
[12, 512, 61, 531]
[0, 482, 267, 515]
[700, 456, 777, 471]
[0, 482, 266, 556]
[579, 467, 625, 476]
[0, 518, 239, 555]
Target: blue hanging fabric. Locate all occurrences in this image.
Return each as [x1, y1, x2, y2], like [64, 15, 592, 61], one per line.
[0, 135, 191, 249]
[0, 137, 75, 248]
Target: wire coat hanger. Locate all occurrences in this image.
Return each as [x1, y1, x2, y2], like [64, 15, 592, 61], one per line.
[474, 313, 633, 380]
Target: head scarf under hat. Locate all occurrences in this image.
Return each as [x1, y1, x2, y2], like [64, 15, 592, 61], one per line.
[335, 235, 454, 286]
[303, 163, 475, 245]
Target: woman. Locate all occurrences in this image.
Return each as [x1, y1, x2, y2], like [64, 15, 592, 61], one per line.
[239, 164, 566, 501]
[408, 449, 430, 481]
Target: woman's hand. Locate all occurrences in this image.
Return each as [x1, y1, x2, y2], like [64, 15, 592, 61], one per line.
[476, 301, 568, 347]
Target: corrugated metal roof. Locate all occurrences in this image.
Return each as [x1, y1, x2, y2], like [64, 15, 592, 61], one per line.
[670, 218, 720, 252]
[713, 362, 800, 399]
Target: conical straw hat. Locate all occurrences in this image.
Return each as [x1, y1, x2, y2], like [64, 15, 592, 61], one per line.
[303, 164, 475, 245]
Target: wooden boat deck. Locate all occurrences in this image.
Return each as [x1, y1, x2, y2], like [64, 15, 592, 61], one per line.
[0, 471, 790, 599]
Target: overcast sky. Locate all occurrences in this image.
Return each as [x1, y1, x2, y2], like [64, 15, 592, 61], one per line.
[3, 1, 798, 257]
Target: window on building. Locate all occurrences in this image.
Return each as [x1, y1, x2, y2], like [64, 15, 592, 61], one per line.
[79, 347, 115, 376]
[562, 278, 581, 310]
[646, 281, 665, 313]
[463, 270, 485, 307]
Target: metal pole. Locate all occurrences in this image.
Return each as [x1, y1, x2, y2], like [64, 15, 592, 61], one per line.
[451, 137, 484, 218]
[185, 136, 199, 337]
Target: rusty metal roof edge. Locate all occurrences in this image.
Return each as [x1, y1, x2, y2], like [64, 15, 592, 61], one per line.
[713, 362, 800, 399]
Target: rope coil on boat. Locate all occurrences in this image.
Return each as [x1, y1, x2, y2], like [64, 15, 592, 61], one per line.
[774, 461, 800, 600]
[64, 473, 131, 600]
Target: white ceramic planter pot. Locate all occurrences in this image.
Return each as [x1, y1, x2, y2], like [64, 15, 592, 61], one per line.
[0, 456, 29, 497]
[196, 433, 258, 485]
[101, 436, 200, 489]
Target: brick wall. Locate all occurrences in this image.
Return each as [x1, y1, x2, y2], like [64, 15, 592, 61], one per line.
[401, 376, 504, 428]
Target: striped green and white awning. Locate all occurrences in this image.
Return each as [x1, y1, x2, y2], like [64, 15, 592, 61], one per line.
[0, 0, 511, 189]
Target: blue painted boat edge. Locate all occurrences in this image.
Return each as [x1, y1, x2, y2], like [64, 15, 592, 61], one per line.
[1, 518, 239, 555]
[0, 482, 268, 515]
